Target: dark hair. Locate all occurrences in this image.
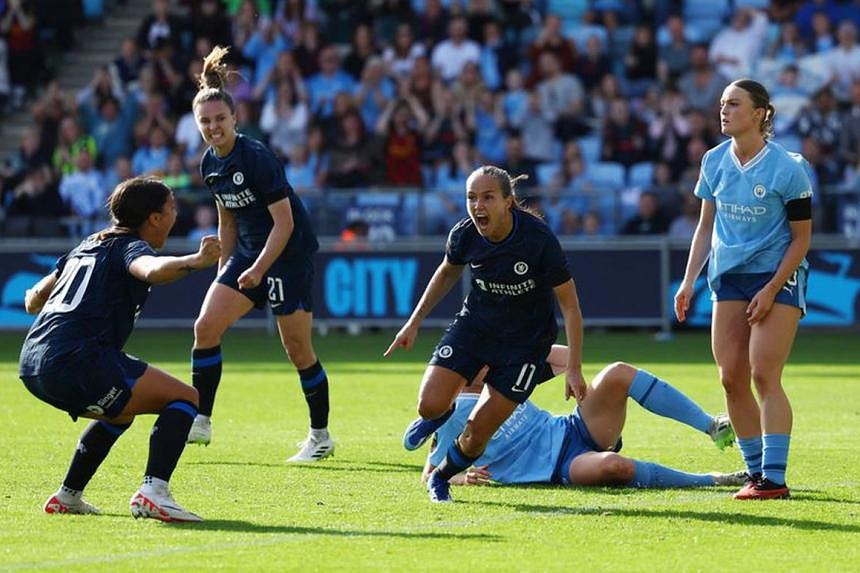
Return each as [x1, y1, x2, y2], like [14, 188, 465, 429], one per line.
[192, 45, 235, 113]
[101, 176, 172, 236]
[466, 165, 540, 217]
[731, 78, 775, 139]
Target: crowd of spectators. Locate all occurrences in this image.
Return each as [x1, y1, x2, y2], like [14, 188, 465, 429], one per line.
[1, 0, 860, 240]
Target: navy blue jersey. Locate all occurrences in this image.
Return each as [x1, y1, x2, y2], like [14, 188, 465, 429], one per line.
[19, 234, 155, 376]
[200, 134, 319, 259]
[445, 210, 571, 346]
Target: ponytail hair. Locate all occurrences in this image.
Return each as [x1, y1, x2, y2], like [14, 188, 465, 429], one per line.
[192, 45, 235, 113]
[466, 165, 542, 218]
[730, 78, 775, 140]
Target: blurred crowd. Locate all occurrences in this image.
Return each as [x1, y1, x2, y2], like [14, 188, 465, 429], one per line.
[1, 0, 860, 240]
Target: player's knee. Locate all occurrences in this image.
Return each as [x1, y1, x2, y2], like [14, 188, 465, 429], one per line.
[177, 384, 199, 408]
[750, 368, 781, 396]
[718, 368, 748, 395]
[600, 453, 634, 483]
[603, 361, 636, 389]
[417, 398, 447, 421]
[280, 335, 314, 367]
[193, 315, 222, 346]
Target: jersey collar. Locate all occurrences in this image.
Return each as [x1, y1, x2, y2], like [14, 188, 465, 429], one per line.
[729, 141, 770, 172]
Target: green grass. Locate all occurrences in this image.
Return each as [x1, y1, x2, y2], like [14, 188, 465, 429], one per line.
[1, 330, 858, 572]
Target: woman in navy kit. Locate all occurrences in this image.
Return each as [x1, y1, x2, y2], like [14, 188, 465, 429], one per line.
[19, 177, 220, 522]
[675, 79, 813, 500]
[187, 46, 335, 462]
[386, 165, 586, 502]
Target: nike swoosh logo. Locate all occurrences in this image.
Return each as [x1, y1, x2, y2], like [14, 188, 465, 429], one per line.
[271, 302, 283, 308]
[470, 262, 483, 269]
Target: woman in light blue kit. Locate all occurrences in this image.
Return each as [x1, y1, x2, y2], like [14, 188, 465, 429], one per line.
[675, 79, 813, 500]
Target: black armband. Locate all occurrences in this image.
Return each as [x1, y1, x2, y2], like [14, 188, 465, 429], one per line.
[786, 197, 812, 221]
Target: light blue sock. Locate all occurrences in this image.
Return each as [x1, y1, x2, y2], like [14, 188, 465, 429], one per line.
[762, 433, 790, 485]
[737, 436, 763, 476]
[628, 369, 713, 433]
[630, 460, 714, 488]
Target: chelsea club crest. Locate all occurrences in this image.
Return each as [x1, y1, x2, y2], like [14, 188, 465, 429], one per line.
[233, 171, 245, 186]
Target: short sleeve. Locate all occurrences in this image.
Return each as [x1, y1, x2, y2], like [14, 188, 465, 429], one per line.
[782, 157, 814, 203]
[541, 231, 571, 287]
[252, 147, 289, 206]
[693, 151, 714, 200]
[444, 220, 468, 266]
[121, 239, 157, 270]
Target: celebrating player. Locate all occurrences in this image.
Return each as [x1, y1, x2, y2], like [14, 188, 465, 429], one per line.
[416, 345, 741, 489]
[675, 79, 813, 499]
[385, 166, 586, 502]
[19, 177, 220, 522]
[187, 46, 334, 462]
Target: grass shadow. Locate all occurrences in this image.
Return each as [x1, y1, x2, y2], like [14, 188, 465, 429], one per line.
[183, 520, 501, 540]
[470, 500, 860, 532]
[187, 459, 424, 474]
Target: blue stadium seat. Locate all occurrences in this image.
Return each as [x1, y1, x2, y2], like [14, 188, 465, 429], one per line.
[536, 162, 561, 186]
[577, 136, 602, 164]
[774, 135, 803, 154]
[734, 0, 770, 8]
[628, 161, 654, 187]
[567, 25, 608, 52]
[682, 0, 730, 42]
[547, 0, 589, 22]
[586, 162, 626, 189]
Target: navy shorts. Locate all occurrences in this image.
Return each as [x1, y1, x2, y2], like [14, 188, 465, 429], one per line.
[217, 251, 314, 315]
[429, 317, 555, 404]
[713, 268, 807, 316]
[21, 347, 148, 421]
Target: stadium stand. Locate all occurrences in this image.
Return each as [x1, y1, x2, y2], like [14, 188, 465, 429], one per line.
[0, 0, 858, 239]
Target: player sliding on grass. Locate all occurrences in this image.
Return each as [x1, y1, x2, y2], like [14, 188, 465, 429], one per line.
[18, 177, 220, 522]
[407, 345, 742, 490]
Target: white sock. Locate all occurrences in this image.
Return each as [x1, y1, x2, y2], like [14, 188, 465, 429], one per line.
[58, 485, 82, 502]
[195, 415, 211, 423]
[309, 427, 329, 440]
[141, 476, 169, 492]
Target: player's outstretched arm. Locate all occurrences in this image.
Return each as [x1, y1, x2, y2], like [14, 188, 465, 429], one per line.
[24, 271, 59, 314]
[385, 257, 464, 356]
[129, 235, 221, 285]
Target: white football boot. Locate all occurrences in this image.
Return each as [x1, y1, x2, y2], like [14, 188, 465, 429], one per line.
[130, 483, 203, 523]
[43, 493, 101, 515]
[287, 430, 335, 462]
[186, 415, 211, 446]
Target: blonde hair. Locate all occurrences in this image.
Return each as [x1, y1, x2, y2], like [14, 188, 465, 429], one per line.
[192, 45, 235, 112]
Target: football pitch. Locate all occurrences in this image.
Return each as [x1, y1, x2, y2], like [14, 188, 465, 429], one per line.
[1, 329, 858, 572]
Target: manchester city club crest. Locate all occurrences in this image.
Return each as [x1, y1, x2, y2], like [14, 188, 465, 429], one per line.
[753, 184, 767, 199]
[233, 171, 245, 185]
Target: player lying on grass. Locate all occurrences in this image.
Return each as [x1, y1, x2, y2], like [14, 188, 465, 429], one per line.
[407, 345, 744, 491]
[18, 177, 220, 522]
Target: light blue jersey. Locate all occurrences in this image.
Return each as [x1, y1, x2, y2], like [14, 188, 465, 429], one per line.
[430, 394, 569, 484]
[695, 140, 813, 291]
